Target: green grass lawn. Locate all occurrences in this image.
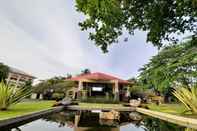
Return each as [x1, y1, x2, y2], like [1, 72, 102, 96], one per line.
[0, 101, 192, 120]
[0, 101, 55, 120]
[147, 103, 188, 115]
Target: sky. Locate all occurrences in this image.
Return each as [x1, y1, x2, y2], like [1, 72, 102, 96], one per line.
[0, 0, 158, 80]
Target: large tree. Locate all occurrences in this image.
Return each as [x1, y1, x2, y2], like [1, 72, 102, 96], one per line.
[139, 40, 197, 99]
[0, 63, 9, 82]
[33, 76, 76, 94]
[81, 68, 91, 74]
[75, 0, 197, 52]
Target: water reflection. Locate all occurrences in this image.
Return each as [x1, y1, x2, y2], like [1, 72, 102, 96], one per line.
[43, 111, 144, 131]
[7, 111, 197, 131]
[142, 116, 184, 131]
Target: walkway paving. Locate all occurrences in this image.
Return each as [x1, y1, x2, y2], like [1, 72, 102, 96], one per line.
[137, 108, 197, 129]
[66, 105, 136, 111]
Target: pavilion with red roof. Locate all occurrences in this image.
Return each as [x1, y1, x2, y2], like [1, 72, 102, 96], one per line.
[67, 72, 131, 101]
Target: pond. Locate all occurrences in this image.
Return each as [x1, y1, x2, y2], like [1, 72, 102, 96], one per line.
[3, 111, 197, 131]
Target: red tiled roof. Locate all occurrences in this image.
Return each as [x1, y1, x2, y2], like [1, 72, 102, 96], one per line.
[68, 72, 129, 84]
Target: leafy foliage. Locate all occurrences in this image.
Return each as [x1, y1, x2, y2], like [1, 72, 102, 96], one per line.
[143, 116, 184, 131]
[75, 0, 197, 52]
[0, 63, 9, 82]
[33, 76, 76, 99]
[139, 40, 197, 96]
[81, 68, 91, 74]
[173, 86, 197, 114]
[128, 78, 145, 97]
[51, 93, 65, 100]
[0, 81, 31, 110]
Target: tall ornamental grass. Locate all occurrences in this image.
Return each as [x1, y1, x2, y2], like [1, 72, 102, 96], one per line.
[173, 86, 197, 114]
[0, 81, 31, 110]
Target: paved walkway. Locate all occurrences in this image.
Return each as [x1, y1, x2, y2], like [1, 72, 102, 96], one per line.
[66, 105, 136, 111]
[137, 108, 197, 129]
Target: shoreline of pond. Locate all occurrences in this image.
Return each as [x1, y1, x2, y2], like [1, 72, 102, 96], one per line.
[1, 104, 197, 130]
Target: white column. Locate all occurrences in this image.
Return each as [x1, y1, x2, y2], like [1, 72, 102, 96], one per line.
[78, 80, 83, 91]
[126, 86, 130, 97]
[114, 80, 119, 93]
[6, 73, 11, 84]
[16, 75, 21, 87]
[77, 80, 83, 99]
[114, 80, 119, 101]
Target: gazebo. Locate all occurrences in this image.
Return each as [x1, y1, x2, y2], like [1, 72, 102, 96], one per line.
[67, 72, 131, 101]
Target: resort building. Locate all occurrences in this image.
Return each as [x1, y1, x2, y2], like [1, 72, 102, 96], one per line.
[67, 72, 131, 101]
[6, 67, 35, 87]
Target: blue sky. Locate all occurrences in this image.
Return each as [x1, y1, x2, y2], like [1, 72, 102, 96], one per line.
[0, 0, 158, 79]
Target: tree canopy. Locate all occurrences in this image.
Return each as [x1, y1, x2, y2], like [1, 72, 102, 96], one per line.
[75, 0, 197, 52]
[0, 63, 9, 82]
[139, 40, 197, 95]
[81, 68, 91, 74]
[33, 76, 76, 94]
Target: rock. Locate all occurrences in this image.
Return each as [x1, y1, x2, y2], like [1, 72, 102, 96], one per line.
[129, 112, 142, 121]
[99, 110, 120, 120]
[129, 99, 141, 107]
[52, 98, 71, 107]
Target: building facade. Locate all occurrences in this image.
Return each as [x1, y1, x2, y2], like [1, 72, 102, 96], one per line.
[67, 72, 132, 101]
[6, 67, 35, 87]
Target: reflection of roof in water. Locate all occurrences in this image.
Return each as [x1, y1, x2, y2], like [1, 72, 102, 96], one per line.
[78, 112, 129, 128]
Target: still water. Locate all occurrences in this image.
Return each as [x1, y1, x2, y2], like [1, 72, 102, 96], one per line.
[4, 111, 197, 131]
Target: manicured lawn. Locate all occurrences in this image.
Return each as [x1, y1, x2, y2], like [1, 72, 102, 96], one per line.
[79, 102, 124, 108]
[0, 101, 55, 120]
[147, 103, 188, 115]
[79, 103, 185, 114]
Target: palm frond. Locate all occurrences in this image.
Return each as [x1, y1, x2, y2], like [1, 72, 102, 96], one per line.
[173, 86, 197, 114]
[0, 81, 31, 110]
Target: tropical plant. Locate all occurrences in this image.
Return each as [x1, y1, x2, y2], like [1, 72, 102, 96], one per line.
[75, 0, 197, 52]
[32, 76, 76, 100]
[0, 81, 31, 110]
[0, 63, 9, 82]
[173, 86, 197, 114]
[51, 93, 65, 100]
[81, 68, 91, 75]
[139, 40, 197, 101]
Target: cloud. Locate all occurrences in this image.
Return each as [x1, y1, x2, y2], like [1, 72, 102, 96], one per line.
[0, 0, 157, 79]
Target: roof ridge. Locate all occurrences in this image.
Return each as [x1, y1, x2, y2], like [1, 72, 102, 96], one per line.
[69, 72, 128, 84]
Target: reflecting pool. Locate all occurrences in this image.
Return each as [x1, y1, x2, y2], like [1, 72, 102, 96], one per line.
[3, 111, 197, 131]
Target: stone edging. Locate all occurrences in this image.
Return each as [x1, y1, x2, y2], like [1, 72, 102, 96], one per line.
[0, 106, 64, 129]
[137, 107, 197, 129]
[66, 105, 136, 111]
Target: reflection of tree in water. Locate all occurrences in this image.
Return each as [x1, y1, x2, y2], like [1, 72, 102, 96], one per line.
[185, 128, 197, 131]
[6, 127, 22, 131]
[14, 128, 21, 131]
[43, 111, 196, 131]
[43, 111, 76, 128]
[142, 116, 188, 131]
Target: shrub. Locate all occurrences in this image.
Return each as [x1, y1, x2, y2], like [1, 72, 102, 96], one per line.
[173, 86, 197, 114]
[129, 86, 152, 102]
[0, 81, 31, 110]
[52, 93, 65, 100]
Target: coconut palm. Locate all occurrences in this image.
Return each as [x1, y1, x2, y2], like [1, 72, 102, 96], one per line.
[173, 86, 197, 114]
[0, 81, 31, 110]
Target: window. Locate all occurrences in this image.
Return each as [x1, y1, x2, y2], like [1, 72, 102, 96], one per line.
[92, 87, 103, 92]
